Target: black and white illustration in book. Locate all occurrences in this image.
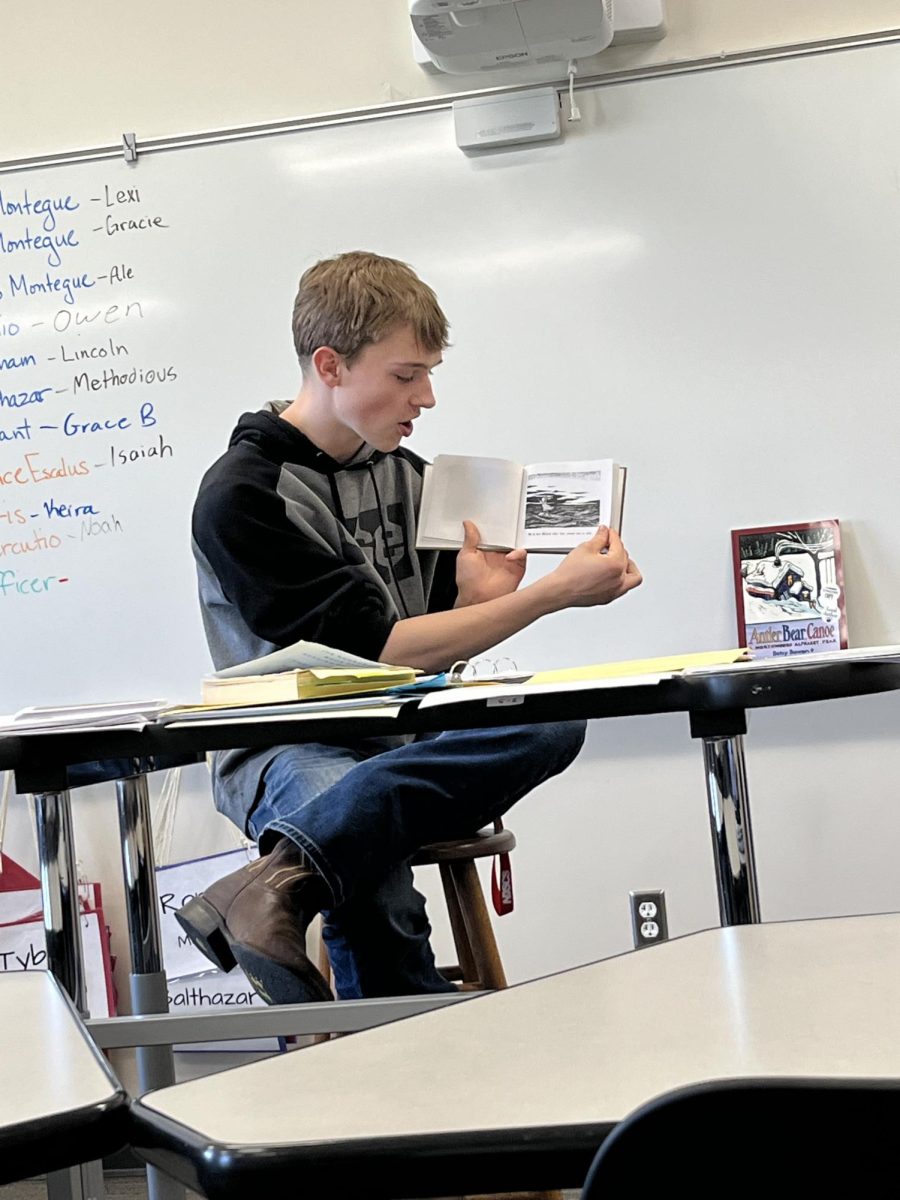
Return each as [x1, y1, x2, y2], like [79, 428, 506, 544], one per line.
[524, 468, 606, 534]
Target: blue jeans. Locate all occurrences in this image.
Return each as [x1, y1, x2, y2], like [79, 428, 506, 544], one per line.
[246, 721, 586, 1000]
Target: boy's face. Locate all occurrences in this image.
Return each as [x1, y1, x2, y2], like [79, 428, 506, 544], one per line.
[331, 324, 442, 454]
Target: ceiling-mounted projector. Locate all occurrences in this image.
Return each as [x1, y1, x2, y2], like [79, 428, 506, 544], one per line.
[410, 0, 615, 75]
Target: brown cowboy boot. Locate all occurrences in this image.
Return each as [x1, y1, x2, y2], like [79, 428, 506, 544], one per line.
[175, 837, 334, 1005]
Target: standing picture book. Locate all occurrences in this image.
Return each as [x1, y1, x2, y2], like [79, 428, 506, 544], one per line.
[731, 520, 849, 659]
[416, 455, 627, 553]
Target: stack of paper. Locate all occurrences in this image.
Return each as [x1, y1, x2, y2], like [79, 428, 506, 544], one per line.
[157, 693, 412, 727]
[0, 700, 168, 737]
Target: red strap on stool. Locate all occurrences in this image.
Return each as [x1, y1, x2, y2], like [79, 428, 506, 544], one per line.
[491, 852, 514, 915]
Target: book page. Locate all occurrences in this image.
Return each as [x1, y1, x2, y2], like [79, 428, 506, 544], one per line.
[519, 460, 619, 551]
[213, 639, 385, 679]
[416, 455, 524, 551]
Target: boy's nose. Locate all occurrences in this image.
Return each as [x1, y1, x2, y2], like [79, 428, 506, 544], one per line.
[416, 379, 437, 408]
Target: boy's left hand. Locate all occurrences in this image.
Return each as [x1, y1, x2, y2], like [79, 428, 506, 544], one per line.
[454, 519, 527, 606]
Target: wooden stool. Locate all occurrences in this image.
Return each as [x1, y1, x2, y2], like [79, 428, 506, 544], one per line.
[315, 821, 513, 995]
[411, 820, 514, 990]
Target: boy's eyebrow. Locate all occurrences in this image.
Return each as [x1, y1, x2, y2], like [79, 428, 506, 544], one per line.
[392, 358, 443, 369]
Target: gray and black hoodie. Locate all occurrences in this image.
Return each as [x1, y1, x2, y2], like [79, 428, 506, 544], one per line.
[192, 402, 457, 828]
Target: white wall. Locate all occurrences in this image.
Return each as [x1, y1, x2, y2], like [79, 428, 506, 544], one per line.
[2, 1, 900, 162]
[3, 1, 900, 1059]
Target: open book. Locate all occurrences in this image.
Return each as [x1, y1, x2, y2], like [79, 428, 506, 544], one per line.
[416, 455, 627, 553]
[197, 638, 418, 707]
[200, 666, 418, 707]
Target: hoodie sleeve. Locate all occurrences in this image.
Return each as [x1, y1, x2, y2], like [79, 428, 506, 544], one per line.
[193, 470, 398, 661]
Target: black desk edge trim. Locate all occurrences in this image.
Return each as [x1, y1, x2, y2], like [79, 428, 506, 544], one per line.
[0, 1090, 130, 1186]
[129, 1104, 608, 1197]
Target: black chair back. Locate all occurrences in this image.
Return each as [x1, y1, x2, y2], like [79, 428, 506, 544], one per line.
[581, 1077, 900, 1196]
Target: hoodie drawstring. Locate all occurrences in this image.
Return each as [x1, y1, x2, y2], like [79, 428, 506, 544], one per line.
[367, 463, 411, 619]
[327, 473, 348, 528]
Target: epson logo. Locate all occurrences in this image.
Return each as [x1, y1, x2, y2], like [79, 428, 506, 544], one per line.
[495, 50, 529, 61]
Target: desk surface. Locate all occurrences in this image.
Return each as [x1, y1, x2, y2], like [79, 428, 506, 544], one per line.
[132, 913, 900, 1196]
[7, 654, 900, 793]
[0, 972, 128, 1183]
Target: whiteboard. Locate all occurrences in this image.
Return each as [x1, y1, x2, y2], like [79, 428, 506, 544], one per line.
[2, 39, 899, 715]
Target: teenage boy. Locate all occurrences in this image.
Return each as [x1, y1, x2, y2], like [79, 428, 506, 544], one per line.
[179, 251, 642, 1005]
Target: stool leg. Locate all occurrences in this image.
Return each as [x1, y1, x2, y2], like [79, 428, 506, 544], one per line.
[466, 1193, 563, 1200]
[467, 1194, 563, 1200]
[313, 920, 332, 1044]
[440, 862, 479, 986]
[453, 861, 508, 990]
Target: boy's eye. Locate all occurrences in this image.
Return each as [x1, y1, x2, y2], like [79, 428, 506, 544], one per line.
[394, 374, 415, 383]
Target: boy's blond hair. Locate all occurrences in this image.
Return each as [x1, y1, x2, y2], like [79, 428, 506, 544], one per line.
[292, 251, 450, 371]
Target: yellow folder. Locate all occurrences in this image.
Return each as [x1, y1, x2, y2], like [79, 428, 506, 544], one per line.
[530, 648, 747, 685]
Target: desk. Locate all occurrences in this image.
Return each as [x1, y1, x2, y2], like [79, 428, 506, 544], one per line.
[3, 658, 900, 1108]
[7, 654, 900, 999]
[128, 913, 900, 1197]
[0, 971, 128, 1191]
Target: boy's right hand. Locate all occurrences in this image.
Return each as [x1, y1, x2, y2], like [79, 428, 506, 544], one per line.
[543, 526, 642, 610]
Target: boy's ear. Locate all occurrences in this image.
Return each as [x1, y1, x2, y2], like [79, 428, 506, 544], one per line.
[310, 345, 343, 389]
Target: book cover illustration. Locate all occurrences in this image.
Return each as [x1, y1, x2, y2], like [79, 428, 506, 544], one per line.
[731, 520, 848, 659]
[523, 466, 608, 543]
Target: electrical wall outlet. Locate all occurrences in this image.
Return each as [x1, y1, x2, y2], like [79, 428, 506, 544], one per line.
[629, 889, 668, 949]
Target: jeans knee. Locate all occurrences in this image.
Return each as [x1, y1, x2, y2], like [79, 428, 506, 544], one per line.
[504, 719, 586, 775]
[547, 719, 587, 768]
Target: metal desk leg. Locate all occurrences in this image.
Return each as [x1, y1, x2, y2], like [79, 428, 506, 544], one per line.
[46, 1161, 107, 1200]
[34, 790, 88, 1013]
[34, 791, 107, 1200]
[116, 774, 184, 1200]
[699, 734, 761, 926]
